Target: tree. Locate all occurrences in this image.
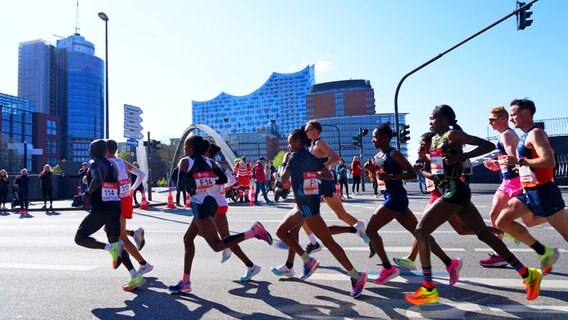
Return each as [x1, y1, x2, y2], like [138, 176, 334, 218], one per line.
[272, 151, 286, 168]
[118, 150, 130, 162]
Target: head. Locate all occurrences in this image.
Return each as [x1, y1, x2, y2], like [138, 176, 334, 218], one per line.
[206, 143, 221, 158]
[352, 155, 360, 162]
[488, 105, 509, 132]
[132, 162, 140, 168]
[418, 131, 435, 156]
[184, 135, 210, 157]
[258, 156, 266, 164]
[509, 98, 536, 129]
[106, 139, 118, 156]
[21, 168, 28, 175]
[89, 139, 107, 159]
[372, 123, 393, 150]
[339, 158, 345, 165]
[241, 156, 248, 163]
[81, 162, 88, 168]
[287, 127, 311, 152]
[0, 169, 7, 178]
[429, 104, 463, 134]
[304, 120, 322, 140]
[43, 164, 52, 172]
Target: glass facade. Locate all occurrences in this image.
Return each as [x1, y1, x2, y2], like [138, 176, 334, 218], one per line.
[192, 65, 315, 137]
[0, 93, 36, 172]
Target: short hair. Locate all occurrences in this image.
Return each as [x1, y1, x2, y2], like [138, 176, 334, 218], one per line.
[306, 119, 322, 133]
[375, 123, 393, 139]
[290, 126, 311, 147]
[419, 131, 435, 143]
[490, 105, 508, 119]
[510, 98, 536, 115]
[106, 139, 118, 153]
[185, 135, 210, 156]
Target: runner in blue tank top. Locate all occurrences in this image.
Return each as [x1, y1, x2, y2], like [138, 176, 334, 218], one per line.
[406, 104, 542, 305]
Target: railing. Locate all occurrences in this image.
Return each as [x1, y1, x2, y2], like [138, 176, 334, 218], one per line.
[486, 117, 568, 141]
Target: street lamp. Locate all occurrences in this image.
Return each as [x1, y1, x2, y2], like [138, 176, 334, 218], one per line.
[98, 12, 109, 139]
[320, 124, 342, 158]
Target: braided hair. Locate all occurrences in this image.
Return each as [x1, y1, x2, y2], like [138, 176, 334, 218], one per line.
[433, 104, 463, 131]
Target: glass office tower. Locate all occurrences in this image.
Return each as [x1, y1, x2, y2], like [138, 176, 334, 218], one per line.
[0, 93, 36, 172]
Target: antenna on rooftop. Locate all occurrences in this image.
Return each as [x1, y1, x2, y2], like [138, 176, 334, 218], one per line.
[75, 0, 80, 34]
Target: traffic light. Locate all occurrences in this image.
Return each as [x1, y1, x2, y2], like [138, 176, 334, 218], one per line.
[516, 1, 533, 30]
[399, 124, 410, 144]
[352, 134, 362, 147]
[151, 139, 161, 153]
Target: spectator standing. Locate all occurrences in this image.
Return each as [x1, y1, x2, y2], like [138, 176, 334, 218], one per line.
[350, 156, 362, 195]
[14, 168, 30, 214]
[234, 156, 252, 203]
[172, 167, 187, 207]
[336, 159, 351, 199]
[131, 162, 145, 206]
[39, 164, 54, 210]
[264, 163, 272, 192]
[252, 157, 272, 205]
[0, 169, 9, 210]
[364, 158, 378, 198]
[78, 162, 89, 193]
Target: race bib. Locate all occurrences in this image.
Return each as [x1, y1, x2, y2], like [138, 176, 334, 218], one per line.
[303, 172, 319, 195]
[518, 159, 537, 187]
[498, 154, 508, 174]
[430, 148, 444, 175]
[118, 178, 131, 198]
[375, 168, 386, 191]
[425, 178, 435, 192]
[102, 182, 120, 202]
[193, 171, 216, 193]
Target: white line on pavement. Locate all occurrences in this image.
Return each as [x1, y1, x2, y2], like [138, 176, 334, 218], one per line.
[0, 263, 97, 271]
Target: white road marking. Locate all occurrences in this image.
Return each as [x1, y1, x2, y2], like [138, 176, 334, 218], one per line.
[0, 263, 97, 271]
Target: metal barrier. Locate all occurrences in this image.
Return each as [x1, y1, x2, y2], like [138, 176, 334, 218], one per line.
[556, 154, 568, 178]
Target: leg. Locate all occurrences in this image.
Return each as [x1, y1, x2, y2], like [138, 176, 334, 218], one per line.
[214, 213, 253, 266]
[324, 195, 358, 225]
[367, 205, 400, 266]
[306, 215, 354, 271]
[120, 217, 145, 264]
[545, 208, 568, 242]
[496, 198, 538, 246]
[276, 207, 307, 256]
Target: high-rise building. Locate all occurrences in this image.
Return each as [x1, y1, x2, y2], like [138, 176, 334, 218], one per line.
[306, 79, 375, 119]
[18, 33, 104, 162]
[192, 65, 315, 138]
[0, 93, 35, 172]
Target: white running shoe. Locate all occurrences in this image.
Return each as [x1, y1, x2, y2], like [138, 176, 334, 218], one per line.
[240, 264, 261, 281]
[221, 248, 232, 263]
[270, 264, 296, 277]
[353, 220, 368, 243]
[137, 262, 154, 275]
[133, 227, 145, 250]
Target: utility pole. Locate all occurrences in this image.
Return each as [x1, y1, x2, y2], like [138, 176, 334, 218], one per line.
[146, 131, 152, 201]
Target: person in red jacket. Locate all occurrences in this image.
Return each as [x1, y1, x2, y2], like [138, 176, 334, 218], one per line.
[252, 157, 273, 205]
[234, 156, 252, 203]
[350, 156, 362, 195]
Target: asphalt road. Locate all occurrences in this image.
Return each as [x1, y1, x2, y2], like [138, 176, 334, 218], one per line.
[0, 183, 566, 320]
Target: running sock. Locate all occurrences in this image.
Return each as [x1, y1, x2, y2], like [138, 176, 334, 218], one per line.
[243, 230, 255, 240]
[129, 268, 138, 277]
[442, 257, 452, 268]
[348, 226, 357, 233]
[506, 255, 528, 278]
[530, 241, 546, 255]
[245, 262, 254, 268]
[104, 243, 112, 251]
[301, 252, 310, 263]
[307, 233, 317, 245]
[422, 266, 433, 285]
[285, 261, 294, 269]
[182, 273, 190, 283]
[348, 268, 359, 279]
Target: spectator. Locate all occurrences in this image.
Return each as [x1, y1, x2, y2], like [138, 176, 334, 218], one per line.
[172, 167, 187, 207]
[131, 162, 145, 206]
[0, 169, 9, 210]
[78, 162, 89, 193]
[336, 159, 351, 199]
[234, 156, 252, 203]
[264, 163, 272, 192]
[14, 168, 30, 214]
[350, 156, 362, 195]
[252, 157, 272, 205]
[39, 164, 54, 210]
[364, 158, 378, 198]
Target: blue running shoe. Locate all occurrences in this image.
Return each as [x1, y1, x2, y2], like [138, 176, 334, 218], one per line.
[300, 257, 320, 280]
[251, 221, 273, 245]
[168, 280, 192, 294]
[350, 272, 367, 298]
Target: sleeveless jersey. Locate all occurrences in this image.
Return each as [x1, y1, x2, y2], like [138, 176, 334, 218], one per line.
[517, 126, 554, 188]
[374, 148, 404, 192]
[186, 155, 216, 203]
[430, 131, 463, 188]
[108, 157, 132, 199]
[88, 158, 120, 210]
[496, 128, 519, 180]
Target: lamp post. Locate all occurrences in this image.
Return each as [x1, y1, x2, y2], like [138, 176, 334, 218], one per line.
[98, 12, 109, 139]
[320, 124, 342, 158]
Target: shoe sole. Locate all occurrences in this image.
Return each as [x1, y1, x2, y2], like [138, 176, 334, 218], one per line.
[300, 260, 320, 281]
[240, 266, 261, 281]
[168, 288, 192, 294]
[393, 259, 416, 271]
[405, 295, 439, 305]
[271, 268, 295, 277]
[122, 278, 146, 292]
[479, 262, 508, 268]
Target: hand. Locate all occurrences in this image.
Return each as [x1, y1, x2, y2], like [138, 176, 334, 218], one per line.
[413, 163, 423, 172]
[483, 157, 499, 171]
[377, 172, 391, 181]
[498, 155, 518, 166]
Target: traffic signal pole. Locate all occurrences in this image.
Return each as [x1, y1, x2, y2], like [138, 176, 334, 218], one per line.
[393, 0, 538, 150]
[147, 131, 152, 201]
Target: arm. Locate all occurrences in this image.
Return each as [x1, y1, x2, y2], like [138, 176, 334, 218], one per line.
[126, 164, 146, 191]
[86, 162, 102, 196]
[448, 130, 495, 160]
[212, 162, 228, 185]
[318, 166, 333, 181]
[522, 129, 556, 168]
[377, 150, 416, 181]
[316, 140, 340, 167]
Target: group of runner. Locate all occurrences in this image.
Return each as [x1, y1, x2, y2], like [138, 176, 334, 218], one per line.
[75, 98, 566, 304]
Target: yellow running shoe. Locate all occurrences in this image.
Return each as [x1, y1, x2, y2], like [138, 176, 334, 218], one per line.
[405, 286, 439, 305]
[523, 268, 542, 301]
[538, 246, 559, 276]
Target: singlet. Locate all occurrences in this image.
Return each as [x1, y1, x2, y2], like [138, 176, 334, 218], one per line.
[206, 159, 229, 206]
[430, 131, 463, 188]
[517, 126, 554, 188]
[496, 128, 519, 180]
[108, 157, 132, 199]
[374, 148, 404, 192]
[186, 155, 217, 203]
[287, 148, 324, 198]
[88, 158, 120, 210]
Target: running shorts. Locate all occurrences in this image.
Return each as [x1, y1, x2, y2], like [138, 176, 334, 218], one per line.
[296, 195, 321, 217]
[120, 196, 134, 219]
[497, 177, 522, 198]
[191, 196, 218, 220]
[319, 180, 335, 198]
[76, 208, 121, 238]
[516, 181, 566, 217]
[440, 179, 471, 206]
[383, 190, 409, 214]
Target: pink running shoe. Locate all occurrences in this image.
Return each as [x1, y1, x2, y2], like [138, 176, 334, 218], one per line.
[479, 253, 507, 268]
[373, 266, 400, 285]
[446, 258, 463, 286]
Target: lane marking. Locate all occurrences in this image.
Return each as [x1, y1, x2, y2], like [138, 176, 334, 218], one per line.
[0, 263, 97, 271]
[488, 305, 568, 313]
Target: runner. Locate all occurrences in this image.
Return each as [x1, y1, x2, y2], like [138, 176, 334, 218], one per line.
[405, 104, 542, 305]
[479, 106, 546, 267]
[168, 135, 273, 294]
[272, 127, 367, 298]
[368, 124, 461, 286]
[105, 139, 154, 290]
[204, 143, 262, 282]
[494, 99, 567, 275]
[301, 120, 367, 255]
[74, 139, 145, 291]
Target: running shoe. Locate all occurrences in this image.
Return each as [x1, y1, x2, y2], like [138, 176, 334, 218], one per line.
[168, 280, 192, 294]
[479, 253, 508, 268]
[538, 246, 559, 275]
[353, 220, 369, 244]
[503, 232, 521, 245]
[392, 256, 417, 270]
[240, 264, 261, 281]
[271, 264, 295, 277]
[446, 258, 462, 286]
[109, 241, 124, 269]
[305, 242, 322, 255]
[137, 262, 154, 275]
[220, 248, 232, 263]
[373, 266, 400, 285]
[300, 257, 320, 280]
[350, 272, 368, 298]
[368, 242, 376, 258]
[405, 286, 439, 305]
[523, 268, 543, 301]
[251, 222, 273, 245]
[122, 274, 146, 291]
[133, 227, 145, 250]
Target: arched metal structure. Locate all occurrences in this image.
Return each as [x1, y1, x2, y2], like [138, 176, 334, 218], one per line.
[168, 124, 238, 186]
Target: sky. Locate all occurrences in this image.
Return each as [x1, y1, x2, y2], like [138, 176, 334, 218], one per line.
[1, 0, 567, 162]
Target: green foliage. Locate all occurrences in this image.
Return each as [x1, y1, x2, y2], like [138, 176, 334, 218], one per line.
[156, 177, 167, 187]
[118, 150, 130, 162]
[52, 164, 63, 174]
[272, 151, 286, 168]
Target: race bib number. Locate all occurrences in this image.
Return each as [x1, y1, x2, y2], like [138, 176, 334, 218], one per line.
[518, 159, 537, 187]
[375, 168, 386, 191]
[118, 178, 131, 198]
[303, 172, 319, 195]
[102, 182, 120, 202]
[498, 154, 508, 174]
[430, 148, 444, 175]
[193, 171, 216, 193]
[425, 178, 435, 192]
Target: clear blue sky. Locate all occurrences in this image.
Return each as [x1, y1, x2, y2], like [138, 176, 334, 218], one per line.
[1, 0, 566, 161]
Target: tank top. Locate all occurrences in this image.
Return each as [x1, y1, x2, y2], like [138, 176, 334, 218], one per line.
[186, 155, 216, 203]
[108, 158, 132, 199]
[495, 128, 519, 180]
[517, 126, 554, 188]
[430, 131, 463, 188]
[89, 158, 120, 210]
[374, 148, 404, 192]
[207, 159, 229, 206]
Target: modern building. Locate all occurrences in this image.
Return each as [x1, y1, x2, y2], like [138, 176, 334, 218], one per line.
[306, 79, 375, 119]
[0, 93, 36, 172]
[192, 65, 315, 138]
[18, 33, 104, 163]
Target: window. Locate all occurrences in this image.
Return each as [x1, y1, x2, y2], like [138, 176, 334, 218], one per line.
[47, 120, 57, 135]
